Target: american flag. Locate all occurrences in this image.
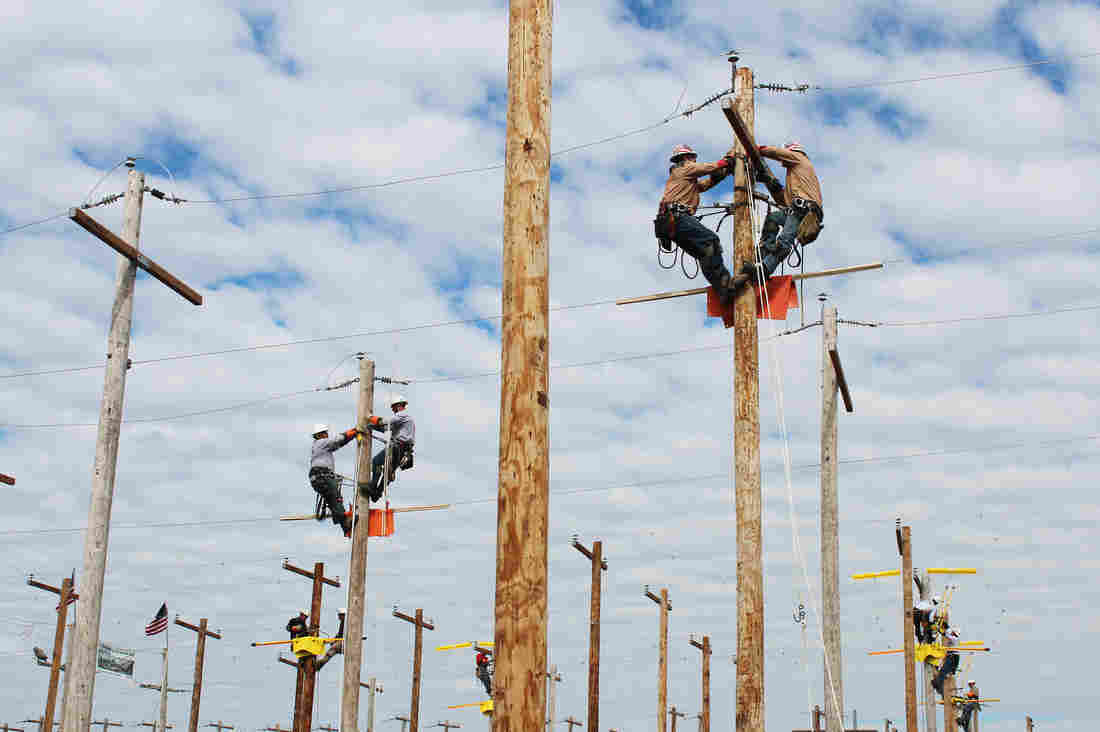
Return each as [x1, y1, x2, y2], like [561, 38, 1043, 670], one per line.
[145, 603, 168, 636]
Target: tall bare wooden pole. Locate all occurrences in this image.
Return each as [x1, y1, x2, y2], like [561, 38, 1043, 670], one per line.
[821, 304, 844, 732]
[900, 526, 917, 732]
[64, 166, 144, 732]
[689, 636, 711, 732]
[646, 588, 670, 732]
[343, 356, 376, 732]
[571, 539, 605, 732]
[493, 0, 552, 727]
[174, 617, 221, 732]
[731, 60, 764, 732]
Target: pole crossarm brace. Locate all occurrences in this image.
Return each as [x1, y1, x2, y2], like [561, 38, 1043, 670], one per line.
[68, 208, 202, 306]
[27, 577, 80, 600]
[1, 473, 14, 485]
[828, 349, 854, 413]
[393, 610, 436, 630]
[571, 538, 608, 570]
[645, 589, 672, 610]
[615, 264, 884, 306]
[720, 98, 777, 193]
[282, 560, 341, 587]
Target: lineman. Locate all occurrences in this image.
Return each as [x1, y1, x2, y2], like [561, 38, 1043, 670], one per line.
[932, 627, 961, 695]
[364, 394, 416, 502]
[654, 144, 751, 303]
[309, 423, 359, 536]
[475, 648, 493, 697]
[913, 595, 941, 644]
[287, 610, 309, 639]
[754, 141, 824, 279]
[957, 679, 980, 730]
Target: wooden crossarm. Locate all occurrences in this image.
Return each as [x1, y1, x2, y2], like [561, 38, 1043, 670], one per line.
[69, 208, 202, 306]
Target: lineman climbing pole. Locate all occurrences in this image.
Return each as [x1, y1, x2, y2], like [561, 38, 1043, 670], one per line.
[64, 161, 203, 732]
[493, 0, 552, 727]
[343, 356, 375, 732]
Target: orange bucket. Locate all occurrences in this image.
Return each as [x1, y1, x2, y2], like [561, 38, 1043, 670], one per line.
[367, 508, 395, 537]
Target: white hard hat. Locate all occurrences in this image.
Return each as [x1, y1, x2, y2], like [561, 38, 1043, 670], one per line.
[669, 144, 697, 162]
[967, 680, 976, 685]
[390, 394, 408, 407]
[312, 423, 328, 436]
[339, 608, 347, 615]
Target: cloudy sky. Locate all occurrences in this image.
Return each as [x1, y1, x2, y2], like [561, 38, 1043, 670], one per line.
[2, 0, 1099, 730]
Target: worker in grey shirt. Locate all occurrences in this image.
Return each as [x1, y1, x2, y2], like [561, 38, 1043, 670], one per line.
[309, 423, 359, 536]
[364, 394, 415, 501]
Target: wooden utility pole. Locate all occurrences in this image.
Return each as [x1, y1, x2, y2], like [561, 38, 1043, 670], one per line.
[64, 162, 202, 732]
[140, 723, 174, 730]
[27, 575, 77, 732]
[942, 675, 956, 732]
[562, 719, 582, 732]
[174, 616, 221, 732]
[0, 472, 14, 484]
[571, 538, 606, 732]
[364, 677, 383, 732]
[669, 707, 687, 732]
[689, 635, 711, 732]
[91, 720, 122, 732]
[277, 654, 304, 730]
[916, 572, 936, 732]
[1025, 716, 1033, 731]
[821, 303, 844, 732]
[545, 665, 561, 731]
[344, 356, 376, 732]
[284, 560, 341, 732]
[645, 587, 671, 732]
[899, 525, 918, 732]
[204, 723, 234, 732]
[394, 608, 435, 732]
[723, 56, 764, 732]
[493, 0, 552, 725]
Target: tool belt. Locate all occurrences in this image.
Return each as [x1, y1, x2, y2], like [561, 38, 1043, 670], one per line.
[309, 466, 335, 479]
[654, 202, 692, 249]
[396, 443, 414, 470]
[789, 198, 824, 245]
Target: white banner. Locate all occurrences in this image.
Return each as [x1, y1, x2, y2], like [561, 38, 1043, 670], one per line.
[96, 642, 135, 678]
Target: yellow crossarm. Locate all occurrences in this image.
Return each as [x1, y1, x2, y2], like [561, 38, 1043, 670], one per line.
[447, 702, 484, 710]
[852, 570, 900, 580]
[436, 641, 494, 652]
[938, 699, 1000, 705]
[251, 639, 293, 647]
[927, 568, 978, 574]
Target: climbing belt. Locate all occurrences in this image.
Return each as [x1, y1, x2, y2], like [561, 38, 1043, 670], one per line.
[744, 161, 845, 726]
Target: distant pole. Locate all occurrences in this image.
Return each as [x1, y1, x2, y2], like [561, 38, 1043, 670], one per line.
[571, 538, 606, 732]
[1025, 716, 1033, 731]
[545, 666, 561, 731]
[282, 561, 341, 732]
[174, 617, 222, 732]
[394, 608, 435, 732]
[344, 356, 376, 732]
[821, 304, 843, 732]
[365, 678, 382, 732]
[395, 717, 411, 732]
[204, 723, 234, 732]
[92, 721, 122, 732]
[562, 719, 582, 732]
[669, 707, 686, 732]
[494, 0, 553, 724]
[689, 636, 711, 732]
[645, 587, 671, 732]
[899, 525, 917, 732]
[731, 58, 764, 732]
[434, 724, 462, 731]
[64, 166, 145, 732]
[27, 575, 77, 732]
[159, 637, 170, 732]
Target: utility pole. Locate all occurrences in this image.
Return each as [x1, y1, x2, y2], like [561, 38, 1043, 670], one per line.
[91, 720, 122, 732]
[899, 524, 918, 732]
[1025, 717, 1033, 731]
[915, 572, 936, 732]
[364, 677, 383, 732]
[174, 616, 221, 732]
[645, 587, 671, 732]
[284, 560, 341, 732]
[494, 0, 552, 725]
[277, 654, 304, 729]
[545, 666, 561, 731]
[562, 719, 582, 732]
[204, 723, 233, 732]
[27, 575, 78, 732]
[689, 635, 711, 732]
[140, 723, 174, 730]
[434, 724, 462, 731]
[64, 161, 202, 732]
[669, 707, 686, 732]
[344, 356, 375, 732]
[394, 608, 435, 732]
[722, 55, 764, 732]
[942, 675, 956, 732]
[571, 538, 606, 732]
[821, 303, 844, 732]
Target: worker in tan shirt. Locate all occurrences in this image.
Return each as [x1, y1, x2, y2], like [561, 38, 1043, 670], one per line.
[755, 141, 824, 278]
[655, 144, 750, 302]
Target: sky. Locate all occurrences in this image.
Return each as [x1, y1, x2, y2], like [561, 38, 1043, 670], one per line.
[2, 0, 1099, 730]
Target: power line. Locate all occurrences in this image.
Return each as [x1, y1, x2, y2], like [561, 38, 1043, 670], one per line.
[1, 212, 68, 235]
[875, 302, 1100, 327]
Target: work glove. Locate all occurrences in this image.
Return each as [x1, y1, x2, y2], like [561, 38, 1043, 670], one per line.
[722, 155, 737, 169]
[343, 428, 358, 439]
[367, 415, 384, 428]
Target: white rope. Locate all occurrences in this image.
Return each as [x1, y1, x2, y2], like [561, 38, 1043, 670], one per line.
[742, 162, 845, 727]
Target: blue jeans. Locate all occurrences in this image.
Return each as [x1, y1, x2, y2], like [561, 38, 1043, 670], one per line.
[672, 214, 734, 291]
[759, 208, 807, 276]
